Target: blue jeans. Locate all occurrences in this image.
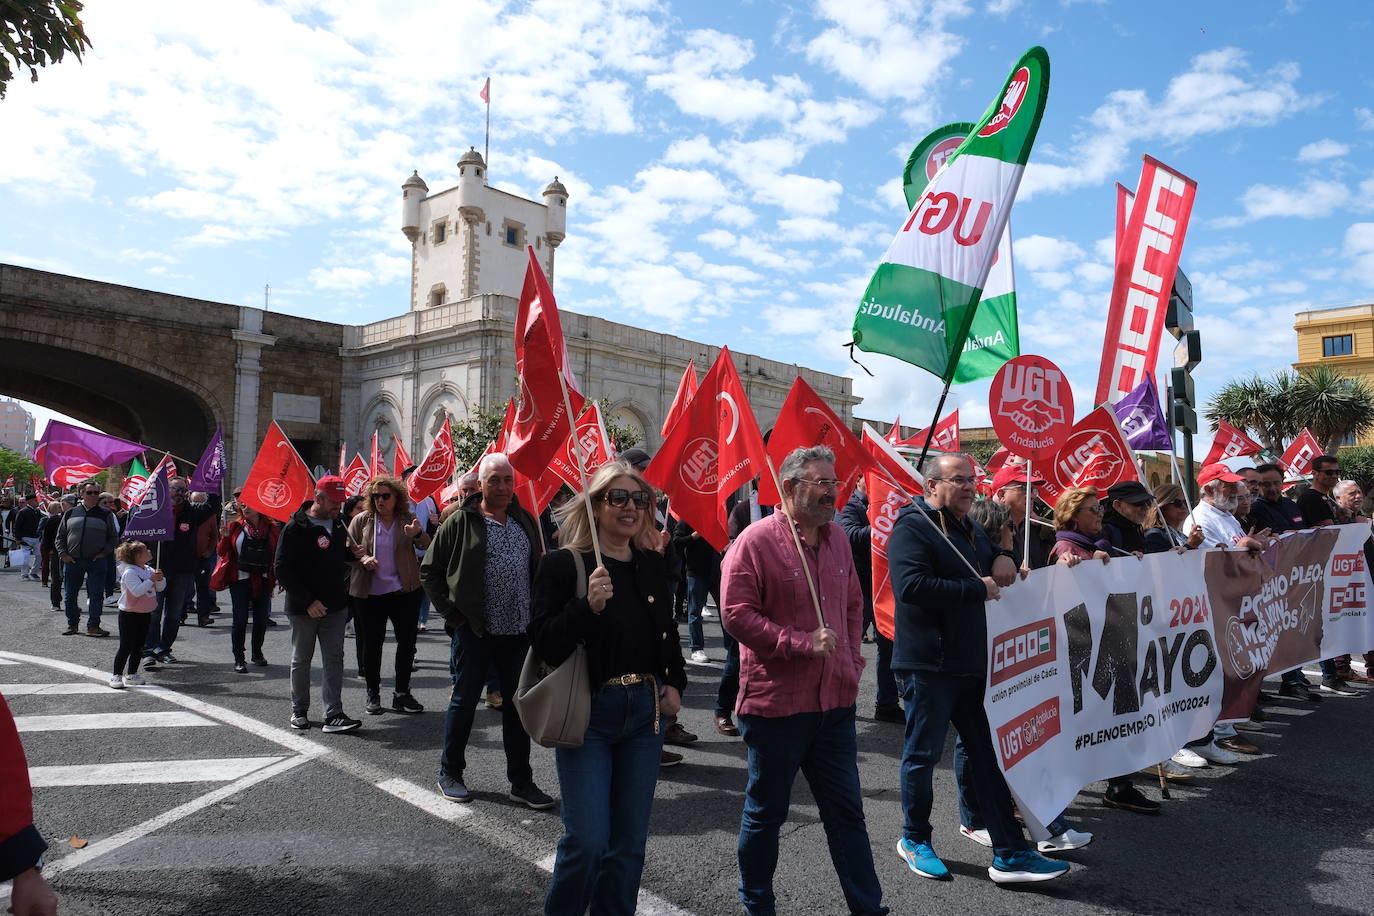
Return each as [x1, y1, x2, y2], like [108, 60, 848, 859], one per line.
[144, 572, 196, 656]
[438, 625, 532, 787]
[194, 554, 216, 620]
[874, 633, 898, 711]
[714, 632, 740, 717]
[417, 589, 431, 624]
[545, 682, 662, 915]
[685, 574, 717, 651]
[63, 556, 107, 628]
[736, 706, 886, 916]
[229, 579, 271, 659]
[896, 670, 1028, 858]
[954, 737, 1068, 836]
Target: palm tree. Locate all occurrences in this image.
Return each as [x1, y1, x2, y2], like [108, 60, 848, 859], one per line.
[1204, 372, 1297, 452]
[1289, 364, 1374, 453]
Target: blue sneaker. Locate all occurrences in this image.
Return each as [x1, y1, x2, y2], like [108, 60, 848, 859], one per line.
[436, 774, 472, 803]
[897, 838, 951, 880]
[989, 849, 1070, 884]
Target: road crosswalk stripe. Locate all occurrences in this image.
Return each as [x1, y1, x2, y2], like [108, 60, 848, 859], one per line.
[15, 711, 216, 732]
[29, 756, 289, 786]
[1, 682, 123, 695]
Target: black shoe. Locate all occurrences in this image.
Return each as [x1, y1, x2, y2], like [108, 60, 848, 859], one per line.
[664, 722, 698, 746]
[1278, 681, 1323, 703]
[251, 654, 268, 667]
[509, 783, 556, 810]
[159, 652, 177, 664]
[233, 659, 248, 674]
[392, 692, 425, 713]
[874, 705, 905, 724]
[61, 625, 79, 635]
[1321, 677, 1359, 696]
[1103, 783, 1161, 815]
[143, 655, 159, 669]
[321, 714, 362, 733]
[290, 713, 311, 730]
[365, 693, 384, 715]
[265, 617, 278, 627]
[198, 617, 215, 627]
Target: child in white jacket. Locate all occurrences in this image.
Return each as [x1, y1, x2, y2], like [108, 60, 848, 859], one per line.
[111, 541, 165, 689]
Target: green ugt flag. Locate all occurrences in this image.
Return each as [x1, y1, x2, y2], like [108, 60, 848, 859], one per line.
[853, 46, 1049, 383]
[903, 122, 1021, 384]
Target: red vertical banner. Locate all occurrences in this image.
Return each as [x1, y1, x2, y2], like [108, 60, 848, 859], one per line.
[1095, 156, 1196, 406]
[867, 473, 911, 641]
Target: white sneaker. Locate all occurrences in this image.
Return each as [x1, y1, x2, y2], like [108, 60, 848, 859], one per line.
[1171, 747, 1208, 768]
[700, 609, 714, 618]
[1195, 741, 1242, 765]
[959, 824, 992, 847]
[124, 673, 146, 686]
[108, 674, 125, 689]
[689, 650, 709, 664]
[1038, 827, 1093, 853]
[104, 596, 118, 607]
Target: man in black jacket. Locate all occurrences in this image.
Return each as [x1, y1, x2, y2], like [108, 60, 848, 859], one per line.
[56, 484, 118, 636]
[888, 454, 1067, 885]
[838, 480, 902, 722]
[12, 493, 42, 581]
[143, 477, 218, 665]
[273, 475, 361, 734]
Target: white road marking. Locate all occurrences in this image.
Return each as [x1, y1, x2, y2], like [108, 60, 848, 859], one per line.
[15, 711, 215, 732]
[0, 651, 697, 915]
[30, 756, 288, 787]
[0, 682, 117, 695]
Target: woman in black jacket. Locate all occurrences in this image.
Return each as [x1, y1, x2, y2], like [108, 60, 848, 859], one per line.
[529, 461, 686, 916]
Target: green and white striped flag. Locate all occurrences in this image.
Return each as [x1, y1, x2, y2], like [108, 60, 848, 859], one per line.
[902, 123, 1020, 384]
[854, 47, 1049, 383]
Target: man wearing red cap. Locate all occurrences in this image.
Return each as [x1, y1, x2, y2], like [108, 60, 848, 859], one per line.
[274, 475, 362, 733]
[990, 463, 1050, 570]
[1184, 464, 1269, 551]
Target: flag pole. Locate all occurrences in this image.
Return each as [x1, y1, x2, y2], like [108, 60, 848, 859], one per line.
[915, 383, 953, 470]
[555, 372, 602, 568]
[526, 481, 548, 553]
[1022, 458, 1034, 573]
[484, 80, 491, 168]
[764, 455, 825, 629]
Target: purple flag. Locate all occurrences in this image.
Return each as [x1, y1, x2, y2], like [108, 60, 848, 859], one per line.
[123, 456, 175, 542]
[1111, 374, 1173, 451]
[190, 426, 227, 492]
[34, 420, 146, 488]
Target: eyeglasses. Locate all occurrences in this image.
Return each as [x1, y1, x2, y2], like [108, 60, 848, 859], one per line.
[1315, 468, 1340, 476]
[170, 485, 189, 492]
[795, 477, 841, 490]
[82, 490, 100, 496]
[604, 488, 652, 509]
[1164, 498, 1187, 509]
[373, 492, 395, 501]
[931, 475, 977, 487]
[1081, 504, 1105, 515]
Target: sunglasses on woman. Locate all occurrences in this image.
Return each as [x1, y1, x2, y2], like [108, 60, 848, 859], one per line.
[604, 488, 652, 509]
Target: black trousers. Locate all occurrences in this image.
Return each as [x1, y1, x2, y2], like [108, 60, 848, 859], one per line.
[114, 612, 152, 676]
[356, 589, 422, 695]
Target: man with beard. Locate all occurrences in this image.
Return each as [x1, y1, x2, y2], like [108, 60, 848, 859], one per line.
[1184, 464, 1269, 551]
[721, 446, 887, 916]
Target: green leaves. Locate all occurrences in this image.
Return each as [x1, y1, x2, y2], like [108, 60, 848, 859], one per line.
[1205, 366, 1374, 455]
[1, 0, 92, 100]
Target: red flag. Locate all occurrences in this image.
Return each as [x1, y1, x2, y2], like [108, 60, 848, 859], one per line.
[861, 423, 926, 496]
[1095, 156, 1197, 406]
[408, 420, 456, 503]
[1280, 428, 1322, 477]
[758, 376, 875, 507]
[369, 432, 384, 479]
[4, 474, 15, 489]
[1114, 181, 1134, 274]
[1203, 419, 1263, 466]
[343, 454, 370, 497]
[644, 347, 768, 550]
[241, 421, 315, 523]
[661, 360, 699, 438]
[392, 436, 413, 478]
[885, 415, 903, 446]
[337, 442, 346, 476]
[867, 472, 911, 641]
[550, 404, 615, 491]
[898, 409, 960, 452]
[1039, 407, 1139, 503]
[507, 247, 584, 477]
[479, 77, 490, 103]
[978, 446, 1012, 495]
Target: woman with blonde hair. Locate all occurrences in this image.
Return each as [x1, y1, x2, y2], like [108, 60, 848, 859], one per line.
[1048, 487, 1112, 567]
[348, 475, 431, 715]
[529, 460, 687, 915]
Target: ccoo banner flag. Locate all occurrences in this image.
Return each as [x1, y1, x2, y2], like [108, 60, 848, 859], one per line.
[853, 47, 1049, 383]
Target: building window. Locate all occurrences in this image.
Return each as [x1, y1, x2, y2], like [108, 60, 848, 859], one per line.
[428, 284, 446, 308]
[433, 220, 447, 244]
[503, 219, 525, 248]
[1323, 334, 1354, 357]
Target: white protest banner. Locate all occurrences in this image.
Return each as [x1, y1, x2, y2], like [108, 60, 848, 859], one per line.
[983, 525, 1374, 833]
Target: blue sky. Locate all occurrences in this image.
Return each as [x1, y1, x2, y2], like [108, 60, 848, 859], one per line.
[4, 0, 1372, 459]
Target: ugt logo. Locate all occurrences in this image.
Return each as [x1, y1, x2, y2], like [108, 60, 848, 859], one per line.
[997, 363, 1067, 436]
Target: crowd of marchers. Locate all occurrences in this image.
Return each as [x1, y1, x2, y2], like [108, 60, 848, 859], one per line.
[2, 447, 1371, 916]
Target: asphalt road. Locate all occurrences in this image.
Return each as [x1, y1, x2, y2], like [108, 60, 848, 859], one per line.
[2, 566, 1371, 916]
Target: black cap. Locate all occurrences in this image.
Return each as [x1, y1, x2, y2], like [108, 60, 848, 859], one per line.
[1106, 480, 1153, 505]
[620, 447, 652, 470]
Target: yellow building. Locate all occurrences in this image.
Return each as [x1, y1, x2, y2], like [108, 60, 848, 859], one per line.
[1293, 303, 1374, 447]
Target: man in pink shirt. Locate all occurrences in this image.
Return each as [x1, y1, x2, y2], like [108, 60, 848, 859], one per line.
[721, 445, 887, 916]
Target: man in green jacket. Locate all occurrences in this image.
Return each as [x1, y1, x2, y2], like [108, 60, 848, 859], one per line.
[421, 452, 554, 810]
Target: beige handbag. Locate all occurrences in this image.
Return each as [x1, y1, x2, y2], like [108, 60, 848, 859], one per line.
[514, 549, 592, 749]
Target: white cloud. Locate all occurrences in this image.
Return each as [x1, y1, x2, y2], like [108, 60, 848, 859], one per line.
[1192, 271, 1255, 305]
[1356, 107, 1374, 131]
[1343, 222, 1374, 286]
[777, 217, 845, 241]
[1022, 48, 1318, 198]
[1296, 138, 1349, 161]
[1014, 235, 1085, 272]
[1214, 178, 1349, 227]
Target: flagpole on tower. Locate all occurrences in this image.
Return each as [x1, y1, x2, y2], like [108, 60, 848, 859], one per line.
[481, 77, 491, 169]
